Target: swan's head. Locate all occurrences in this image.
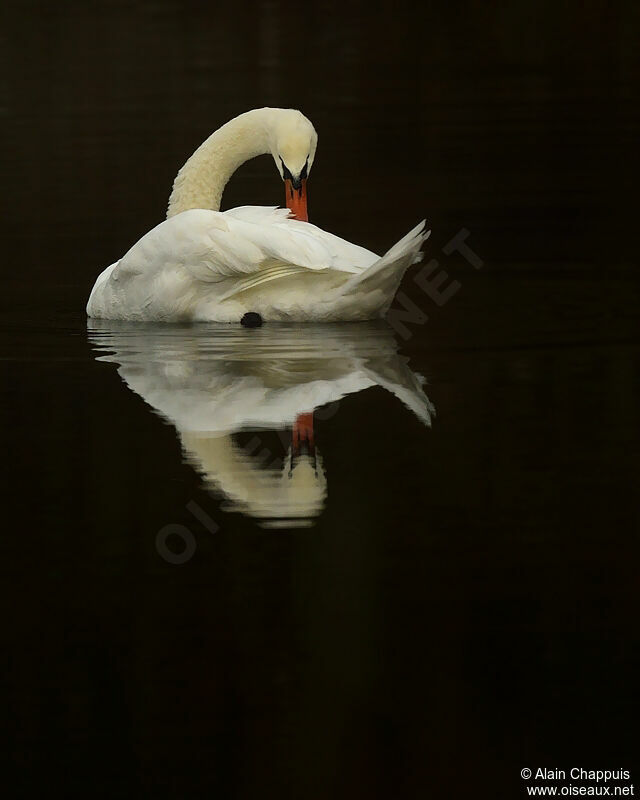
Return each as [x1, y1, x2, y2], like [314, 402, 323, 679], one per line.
[268, 109, 317, 220]
[269, 109, 318, 186]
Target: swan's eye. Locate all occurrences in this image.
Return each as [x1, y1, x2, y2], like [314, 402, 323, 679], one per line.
[300, 158, 308, 181]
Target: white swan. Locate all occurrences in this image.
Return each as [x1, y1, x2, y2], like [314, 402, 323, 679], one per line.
[87, 108, 429, 323]
[88, 321, 435, 525]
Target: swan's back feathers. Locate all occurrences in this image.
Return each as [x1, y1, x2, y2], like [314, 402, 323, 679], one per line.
[113, 207, 376, 284]
[223, 205, 292, 225]
[224, 206, 378, 270]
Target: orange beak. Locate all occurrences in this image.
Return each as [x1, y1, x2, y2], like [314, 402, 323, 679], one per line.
[285, 178, 308, 221]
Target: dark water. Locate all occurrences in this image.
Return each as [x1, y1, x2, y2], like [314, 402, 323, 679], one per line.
[3, 1, 639, 797]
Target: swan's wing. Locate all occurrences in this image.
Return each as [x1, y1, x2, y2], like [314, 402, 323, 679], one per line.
[113, 207, 377, 286]
[223, 206, 378, 274]
[101, 207, 381, 311]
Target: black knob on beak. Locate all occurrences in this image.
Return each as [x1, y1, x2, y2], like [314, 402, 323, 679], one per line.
[281, 158, 309, 193]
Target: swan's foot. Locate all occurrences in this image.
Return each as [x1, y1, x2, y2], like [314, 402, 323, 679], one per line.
[241, 312, 263, 328]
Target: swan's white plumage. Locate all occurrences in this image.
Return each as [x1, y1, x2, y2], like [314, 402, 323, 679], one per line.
[87, 108, 429, 322]
[88, 206, 429, 322]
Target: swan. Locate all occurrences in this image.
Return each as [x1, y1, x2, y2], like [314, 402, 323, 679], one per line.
[88, 321, 435, 524]
[86, 108, 429, 323]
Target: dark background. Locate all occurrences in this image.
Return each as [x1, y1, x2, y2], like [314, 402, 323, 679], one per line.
[2, 1, 639, 797]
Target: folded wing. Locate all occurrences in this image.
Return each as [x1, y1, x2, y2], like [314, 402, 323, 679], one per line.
[113, 206, 378, 288]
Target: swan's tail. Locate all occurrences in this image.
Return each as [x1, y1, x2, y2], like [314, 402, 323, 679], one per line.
[339, 221, 430, 312]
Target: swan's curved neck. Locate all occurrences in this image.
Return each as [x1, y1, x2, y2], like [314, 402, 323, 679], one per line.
[167, 109, 274, 218]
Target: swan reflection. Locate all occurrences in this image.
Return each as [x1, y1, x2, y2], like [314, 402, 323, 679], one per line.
[88, 322, 434, 527]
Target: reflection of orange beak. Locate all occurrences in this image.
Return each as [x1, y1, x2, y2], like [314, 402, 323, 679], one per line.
[284, 178, 308, 221]
[292, 412, 314, 455]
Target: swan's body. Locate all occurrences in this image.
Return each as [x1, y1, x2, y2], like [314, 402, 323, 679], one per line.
[87, 108, 428, 322]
